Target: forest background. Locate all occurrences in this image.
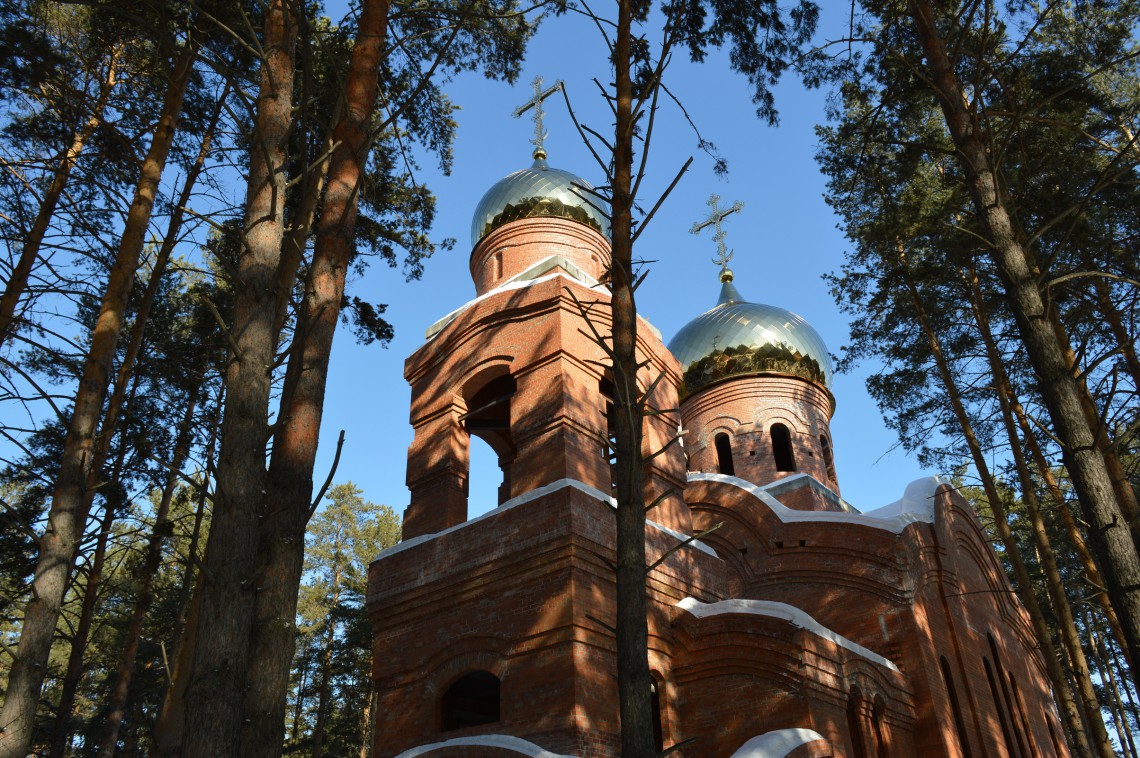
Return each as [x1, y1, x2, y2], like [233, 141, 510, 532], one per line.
[0, 0, 1136, 754]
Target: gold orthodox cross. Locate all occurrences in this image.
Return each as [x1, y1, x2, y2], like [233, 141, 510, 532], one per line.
[513, 75, 564, 159]
[689, 194, 745, 273]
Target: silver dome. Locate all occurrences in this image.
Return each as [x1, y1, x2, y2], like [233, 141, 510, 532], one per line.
[471, 157, 610, 247]
[667, 274, 833, 399]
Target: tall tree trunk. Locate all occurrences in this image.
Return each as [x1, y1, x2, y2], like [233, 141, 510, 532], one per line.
[611, 2, 654, 755]
[152, 395, 218, 758]
[1094, 616, 1137, 758]
[906, 0, 1140, 688]
[237, 3, 389, 755]
[180, 3, 297, 754]
[965, 268, 1130, 659]
[895, 251, 1095, 758]
[46, 473, 119, 758]
[358, 687, 375, 758]
[965, 268, 1115, 758]
[311, 576, 342, 758]
[96, 386, 201, 758]
[0, 46, 120, 350]
[0, 45, 195, 758]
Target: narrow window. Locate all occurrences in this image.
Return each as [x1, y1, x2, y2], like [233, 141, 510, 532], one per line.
[820, 434, 836, 482]
[939, 656, 974, 758]
[990, 634, 1030, 758]
[442, 671, 500, 731]
[1009, 675, 1039, 758]
[714, 433, 735, 476]
[847, 688, 868, 758]
[984, 657, 1018, 757]
[493, 250, 503, 279]
[871, 696, 889, 758]
[600, 376, 617, 464]
[771, 424, 796, 472]
[650, 678, 664, 753]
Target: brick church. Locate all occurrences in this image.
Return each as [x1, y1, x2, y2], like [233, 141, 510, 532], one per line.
[366, 124, 1069, 756]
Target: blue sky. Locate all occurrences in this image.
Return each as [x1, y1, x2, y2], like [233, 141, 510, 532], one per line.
[314, 0, 933, 519]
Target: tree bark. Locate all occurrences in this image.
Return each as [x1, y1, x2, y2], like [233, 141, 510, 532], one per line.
[46, 475, 118, 758]
[966, 268, 1130, 660]
[907, 0, 1140, 690]
[152, 398, 217, 757]
[0, 44, 195, 758]
[611, 1, 655, 755]
[965, 269, 1115, 758]
[237, 3, 389, 755]
[0, 46, 120, 351]
[895, 251, 1096, 758]
[180, 2, 297, 754]
[311, 572, 343, 758]
[96, 386, 200, 757]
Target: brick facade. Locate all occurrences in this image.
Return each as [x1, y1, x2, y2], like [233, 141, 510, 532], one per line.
[367, 213, 1068, 757]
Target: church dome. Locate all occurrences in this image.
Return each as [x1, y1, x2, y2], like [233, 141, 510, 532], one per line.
[471, 156, 610, 247]
[668, 271, 833, 399]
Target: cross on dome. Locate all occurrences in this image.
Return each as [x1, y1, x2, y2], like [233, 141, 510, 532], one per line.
[690, 194, 744, 281]
[512, 75, 564, 160]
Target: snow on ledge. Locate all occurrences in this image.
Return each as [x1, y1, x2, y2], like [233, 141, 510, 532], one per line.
[728, 728, 828, 757]
[423, 258, 663, 341]
[394, 734, 576, 758]
[676, 597, 900, 672]
[374, 478, 716, 562]
[688, 472, 941, 534]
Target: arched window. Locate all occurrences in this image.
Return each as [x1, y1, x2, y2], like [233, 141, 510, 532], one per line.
[990, 633, 1030, 758]
[650, 677, 664, 753]
[939, 656, 974, 758]
[847, 687, 868, 758]
[441, 671, 501, 731]
[984, 657, 1018, 757]
[771, 424, 796, 472]
[871, 695, 889, 758]
[463, 374, 517, 510]
[820, 434, 836, 482]
[1009, 675, 1039, 758]
[714, 433, 735, 476]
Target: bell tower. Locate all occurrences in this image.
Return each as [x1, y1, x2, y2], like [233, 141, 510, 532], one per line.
[369, 96, 697, 756]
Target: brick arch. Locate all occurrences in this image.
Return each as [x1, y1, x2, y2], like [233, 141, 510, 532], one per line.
[422, 636, 511, 699]
[458, 358, 516, 406]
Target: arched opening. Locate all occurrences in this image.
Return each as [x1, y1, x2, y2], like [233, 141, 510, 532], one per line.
[468, 436, 500, 518]
[441, 670, 500, 731]
[714, 433, 735, 476]
[939, 656, 974, 758]
[650, 677, 664, 753]
[1008, 674, 1038, 758]
[846, 687, 868, 758]
[462, 373, 516, 509]
[820, 434, 836, 482]
[771, 423, 796, 472]
[984, 656, 1018, 757]
[990, 633, 1030, 758]
[871, 695, 888, 758]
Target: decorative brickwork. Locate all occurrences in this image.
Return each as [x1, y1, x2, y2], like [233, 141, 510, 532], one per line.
[368, 213, 1068, 758]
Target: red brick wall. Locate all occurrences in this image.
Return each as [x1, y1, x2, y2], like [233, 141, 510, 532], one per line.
[681, 376, 840, 495]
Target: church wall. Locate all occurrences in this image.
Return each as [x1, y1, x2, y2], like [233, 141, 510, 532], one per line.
[369, 482, 725, 757]
[681, 376, 839, 500]
[470, 217, 611, 295]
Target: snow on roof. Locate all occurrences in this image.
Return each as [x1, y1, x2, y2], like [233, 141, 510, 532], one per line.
[728, 728, 828, 757]
[374, 477, 718, 562]
[676, 597, 900, 672]
[688, 472, 941, 534]
[394, 734, 576, 758]
[423, 256, 663, 341]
